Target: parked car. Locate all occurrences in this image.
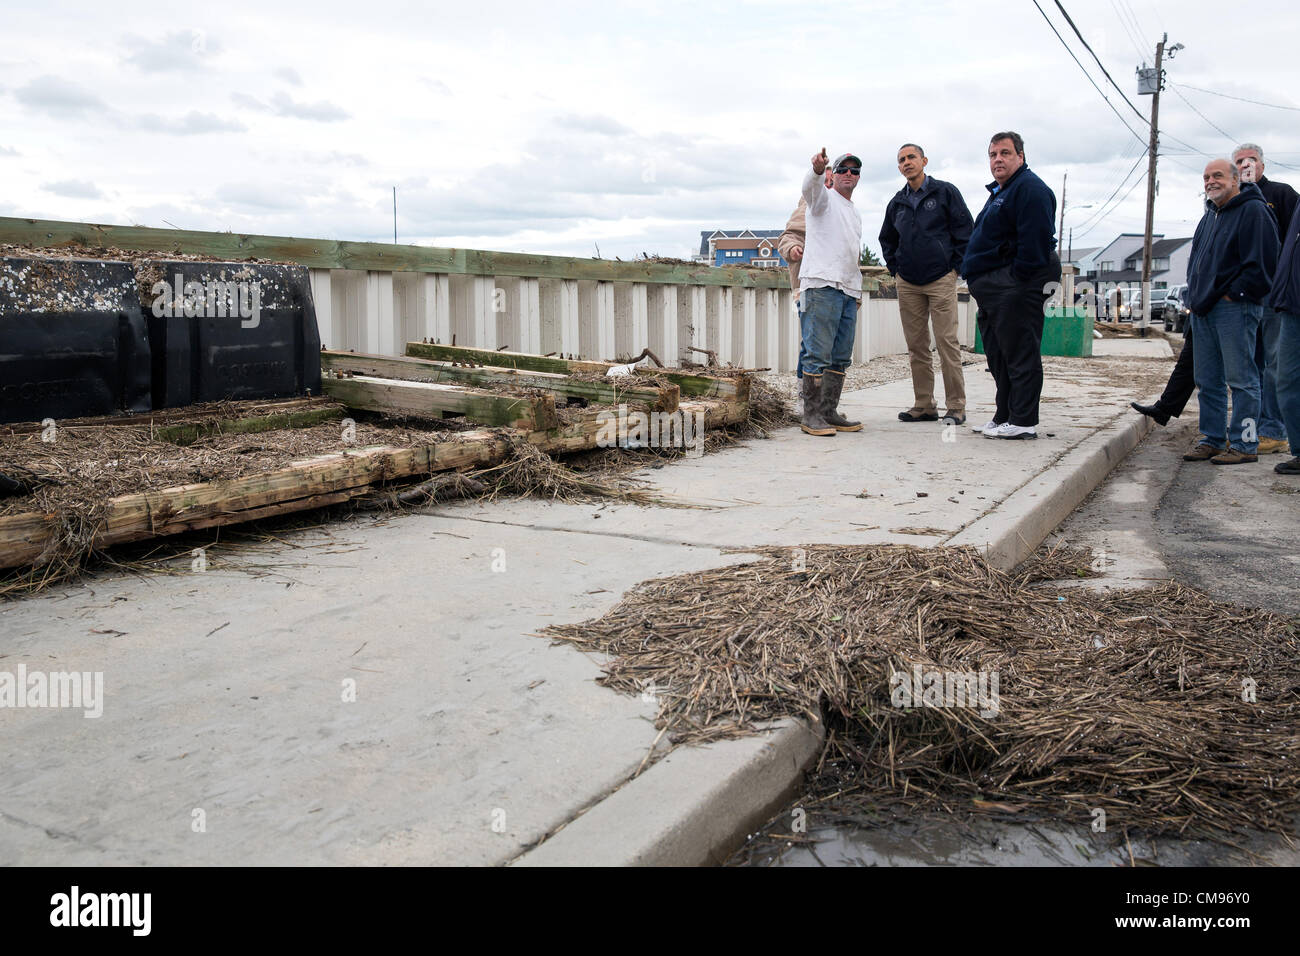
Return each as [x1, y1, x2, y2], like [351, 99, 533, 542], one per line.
[1116, 290, 1147, 322]
[1157, 285, 1190, 332]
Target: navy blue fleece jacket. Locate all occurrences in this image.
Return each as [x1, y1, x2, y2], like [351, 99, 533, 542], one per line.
[960, 164, 1057, 281]
[1186, 182, 1278, 317]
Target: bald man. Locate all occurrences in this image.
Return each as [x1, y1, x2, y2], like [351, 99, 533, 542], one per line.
[1181, 158, 1279, 465]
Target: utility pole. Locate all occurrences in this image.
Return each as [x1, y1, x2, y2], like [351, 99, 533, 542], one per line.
[393, 186, 398, 244]
[1057, 171, 1067, 258]
[1138, 34, 1166, 335]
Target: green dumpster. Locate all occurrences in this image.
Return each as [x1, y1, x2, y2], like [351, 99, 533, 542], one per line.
[974, 306, 1093, 357]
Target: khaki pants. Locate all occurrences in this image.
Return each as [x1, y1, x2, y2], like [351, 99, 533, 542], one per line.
[897, 270, 966, 414]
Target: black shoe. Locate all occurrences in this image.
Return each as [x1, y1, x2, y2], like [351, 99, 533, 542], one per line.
[941, 411, 966, 426]
[1130, 401, 1170, 427]
[1275, 456, 1300, 475]
[898, 409, 939, 422]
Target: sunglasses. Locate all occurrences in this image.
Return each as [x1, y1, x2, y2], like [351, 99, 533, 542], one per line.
[833, 166, 861, 175]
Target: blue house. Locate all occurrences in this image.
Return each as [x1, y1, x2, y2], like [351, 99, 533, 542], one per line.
[695, 229, 787, 268]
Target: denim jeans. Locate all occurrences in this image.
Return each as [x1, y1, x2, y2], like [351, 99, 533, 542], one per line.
[799, 286, 858, 375]
[1277, 311, 1300, 455]
[1256, 306, 1286, 440]
[1190, 300, 1262, 453]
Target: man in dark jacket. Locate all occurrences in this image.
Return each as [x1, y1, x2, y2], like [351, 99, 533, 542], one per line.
[880, 143, 974, 424]
[1267, 183, 1300, 475]
[961, 131, 1059, 440]
[1132, 142, 1297, 445]
[1235, 143, 1298, 454]
[1181, 159, 1279, 464]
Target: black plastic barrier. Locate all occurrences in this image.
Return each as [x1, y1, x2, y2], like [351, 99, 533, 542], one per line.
[145, 261, 322, 408]
[0, 257, 152, 424]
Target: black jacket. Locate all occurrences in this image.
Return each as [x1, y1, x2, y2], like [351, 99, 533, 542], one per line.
[878, 177, 974, 285]
[1186, 182, 1279, 316]
[1268, 202, 1300, 315]
[960, 164, 1057, 281]
[1258, 175, 1299, 236]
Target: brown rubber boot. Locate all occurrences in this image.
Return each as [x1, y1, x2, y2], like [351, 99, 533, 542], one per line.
[821, 369, 862, 432]
[800, 374, 836, 436]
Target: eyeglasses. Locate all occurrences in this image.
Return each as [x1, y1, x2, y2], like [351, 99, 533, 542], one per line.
[833, 166, 861, 175]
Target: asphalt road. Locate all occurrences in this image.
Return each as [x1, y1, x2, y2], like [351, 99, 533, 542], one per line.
[1155, 423, 1300, 612]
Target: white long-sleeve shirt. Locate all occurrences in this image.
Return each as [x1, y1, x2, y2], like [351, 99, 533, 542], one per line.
[797, 166, 863, 299]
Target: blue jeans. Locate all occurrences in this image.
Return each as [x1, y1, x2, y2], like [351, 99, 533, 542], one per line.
[1277, 311, 1300, 455]
[1256, 306, 1286, 440]
[1190, 300, 1262, 453]
[799, 287, 857, 376]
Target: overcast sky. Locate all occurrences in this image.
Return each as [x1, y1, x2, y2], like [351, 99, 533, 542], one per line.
[4, 0, 1298, 261]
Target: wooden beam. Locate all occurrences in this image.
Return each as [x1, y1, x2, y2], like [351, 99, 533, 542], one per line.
[530, 398, 749, 453]
[323, 374, 560, 430]
[406, 341, 613, 375]
[0, 397, 333, 436]
[0, 434, 512, 570]
[321, 350, 679, 413]
[0, 397, 748, 570]
[0, 215, 791, 289]
[404, 342, 747, 401]
[154, 406, 346, 446]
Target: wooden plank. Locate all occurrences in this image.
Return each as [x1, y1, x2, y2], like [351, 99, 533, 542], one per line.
[0, 398, 334, 436]
[321, 351, 679, 413]
[633, 367, 749, 402]
[0, 397, 748, 570]
[154, 407, 346, 446]
[0, 215, 791, 289]
[0, 435, 512, 569]
[530, 398, 748, 453]
[323, 374, 560, 430]
[405, 341, 613, 375]
[405, 342, 747, 401]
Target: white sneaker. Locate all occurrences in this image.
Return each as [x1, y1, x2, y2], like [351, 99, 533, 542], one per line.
[982, 422, 1012, 438]
[973, 419, 1003, 434]
[996, 424, 1038, 440]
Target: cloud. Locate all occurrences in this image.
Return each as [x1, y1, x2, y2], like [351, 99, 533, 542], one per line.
[552, 113, 632, 137]
[214, 181, 304, 211]
[123, 30, 219, 72]
[273, 67, 303, 86]
[268, 91, 348, 121]
[135, 111, 247, 134]
[14, 75, 105, 117]
[230, 90, 349, 122]
[42, 179, 105, 199]
[420, 77, 451, 95]
[0, 145, 18, 156]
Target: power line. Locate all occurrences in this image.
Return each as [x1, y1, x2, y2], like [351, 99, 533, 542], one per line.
[1031, 0, 1149, 147]
[1167, 85, 1300, 170]
[1171, 82, 1300, 113]
[1073, 172, 1147, 242]
[1122, 0, 1156, 44]
[1073, 149, 1149, 234]
[1109, 0, 1148, 60]
[1053, 0, 1150, 124]
[1170, 85, 1235, 144]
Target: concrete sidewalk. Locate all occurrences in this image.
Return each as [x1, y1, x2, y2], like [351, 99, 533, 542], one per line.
[0, 351, 1172, 866]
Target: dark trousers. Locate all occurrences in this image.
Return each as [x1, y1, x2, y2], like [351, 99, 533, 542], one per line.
[1155, 327, 1195, 416]
[969, 262, 1057, 426]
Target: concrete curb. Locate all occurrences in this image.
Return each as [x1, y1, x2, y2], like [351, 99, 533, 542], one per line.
[512, 407, 1153, 867]
[510, 716, 824, 867]
[947, 411, 1154, 570]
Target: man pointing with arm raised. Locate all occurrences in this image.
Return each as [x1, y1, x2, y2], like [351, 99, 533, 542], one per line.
[797, 146, 864, 436]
